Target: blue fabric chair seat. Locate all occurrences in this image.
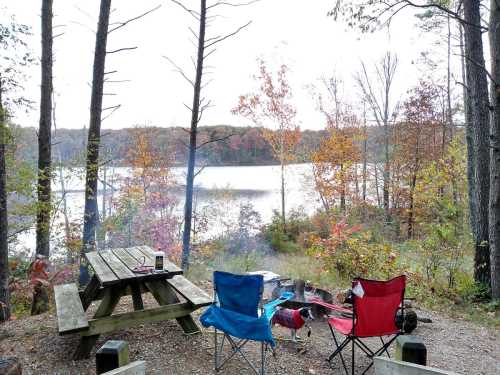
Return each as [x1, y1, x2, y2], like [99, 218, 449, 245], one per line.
[201, 306, 275, 346]
[200, 291, 294, 347]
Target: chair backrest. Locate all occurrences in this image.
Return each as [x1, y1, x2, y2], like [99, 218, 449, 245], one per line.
[352, 275, 406, 337]
[213, 271, 263, 317]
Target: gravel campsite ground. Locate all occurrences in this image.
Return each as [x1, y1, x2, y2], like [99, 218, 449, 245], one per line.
[1, 283, 499, 375]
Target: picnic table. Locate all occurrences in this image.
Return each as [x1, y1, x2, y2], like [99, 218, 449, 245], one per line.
[53, 246, 212, 360]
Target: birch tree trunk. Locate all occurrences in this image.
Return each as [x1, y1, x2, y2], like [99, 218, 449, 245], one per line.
[488, 0, 500, 299]
[80, 0, 111, 285]
[36, 0, 53, 258]
[181, 0, 207, 270]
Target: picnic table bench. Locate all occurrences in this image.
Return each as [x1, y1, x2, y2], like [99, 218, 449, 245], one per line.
[54, 246, 212, 360]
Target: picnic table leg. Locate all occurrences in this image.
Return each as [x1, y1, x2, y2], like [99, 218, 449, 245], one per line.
[74, 286, 122, 360]
[131, 282, 144, 311]
[144, 280, 200, 334]
[80, 274, 101, 311]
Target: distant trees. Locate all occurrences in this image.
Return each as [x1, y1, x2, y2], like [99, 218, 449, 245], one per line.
[105, 127, 179, 256]
[312, 124, 361, 212]
[356, 53, 398, 222]
[310, 77, 361, 212]
[395, 83, 444, 238]
[330, 0, 498, 296]
[233, 60, 300, 229]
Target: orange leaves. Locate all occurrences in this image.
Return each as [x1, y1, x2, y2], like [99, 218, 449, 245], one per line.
[233, 59, 300, 164]
[311, 126, 361, 209]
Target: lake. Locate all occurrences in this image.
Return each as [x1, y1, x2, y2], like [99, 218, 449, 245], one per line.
[14, 163, 321, 256]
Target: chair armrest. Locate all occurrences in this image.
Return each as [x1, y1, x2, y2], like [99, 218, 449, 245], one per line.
[309, 297, 353, 314]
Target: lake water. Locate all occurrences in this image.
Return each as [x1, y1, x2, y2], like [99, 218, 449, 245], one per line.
[14, 163, 321, 256]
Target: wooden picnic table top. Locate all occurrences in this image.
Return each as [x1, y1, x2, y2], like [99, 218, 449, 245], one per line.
[85, 245, 183, 287]
[55, 245, 211, 359]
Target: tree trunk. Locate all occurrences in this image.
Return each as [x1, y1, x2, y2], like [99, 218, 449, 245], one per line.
[463, 0, 491, 287]
[32, 0, 53, 316]
[36, 0, 53, 258]
[57, 151, 72, 264]
[281, 160, 286, 229]
[383, 125, 391, 223]
[340, 163, 346, 212]
[80, 0, 111, 285]
[362, 110, 368, 204]
[408, 172, 417, 239]
[181, 0, 207, 271]
[0, 87, 10, 322]
[97, 165, 106, 250]
[488, 0, 500, 299]
[374, 163, 381, 207]
[446, 13, 454, 141]
[460, 22, 478, 242]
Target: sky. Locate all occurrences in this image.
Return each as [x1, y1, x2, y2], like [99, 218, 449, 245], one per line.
[2, 0, 436, 131]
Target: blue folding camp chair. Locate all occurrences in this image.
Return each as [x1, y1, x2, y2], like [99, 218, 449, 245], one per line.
[200, 271, 293, 375]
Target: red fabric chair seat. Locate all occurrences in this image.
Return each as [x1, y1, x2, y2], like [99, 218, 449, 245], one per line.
[324, 275, 406, 375]
[328, 317, 353, 336]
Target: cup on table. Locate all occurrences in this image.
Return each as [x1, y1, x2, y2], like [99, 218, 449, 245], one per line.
[154, 251, 164, 271]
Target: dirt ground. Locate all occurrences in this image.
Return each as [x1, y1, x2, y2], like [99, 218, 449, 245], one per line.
[0, 291, 499, 375]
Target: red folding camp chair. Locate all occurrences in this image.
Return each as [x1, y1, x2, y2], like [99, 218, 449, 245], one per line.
[326, 275, 406, 375]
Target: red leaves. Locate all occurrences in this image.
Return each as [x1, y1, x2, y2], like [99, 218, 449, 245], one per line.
[28, 258, 50, 287]
[331, 218, 360, 240]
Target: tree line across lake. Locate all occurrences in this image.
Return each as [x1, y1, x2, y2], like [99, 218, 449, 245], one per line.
[10, 124, 390, 167]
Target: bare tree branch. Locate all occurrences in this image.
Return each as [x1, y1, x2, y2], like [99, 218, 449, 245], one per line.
[169, 0, 200, 19]
[101, 105, 121, 121]
[207, 0, 261, 10]
[205, 21, 252, 48]
[102, 104, 121, 112]
[104, 79, 131, 83]
[194, 165, 206, 179]
[108, 5, 162, 34]
[107, 46, 138, 54]
[163, 56, 195, 87]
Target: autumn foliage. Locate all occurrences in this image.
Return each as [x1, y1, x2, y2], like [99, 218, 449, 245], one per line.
[105, 127, 181, 261]
[233, 60, 300, 226]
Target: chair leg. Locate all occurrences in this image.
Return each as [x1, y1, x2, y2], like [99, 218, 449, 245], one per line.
[261, 341, 265, 375]
[380, 337, 390, 357]
[214, 328, 218, 371]
[351, 338, 355, 375]
[328, 324, 349, 375]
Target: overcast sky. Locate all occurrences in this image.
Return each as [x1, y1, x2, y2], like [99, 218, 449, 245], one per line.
[2, 0, 435, 131]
